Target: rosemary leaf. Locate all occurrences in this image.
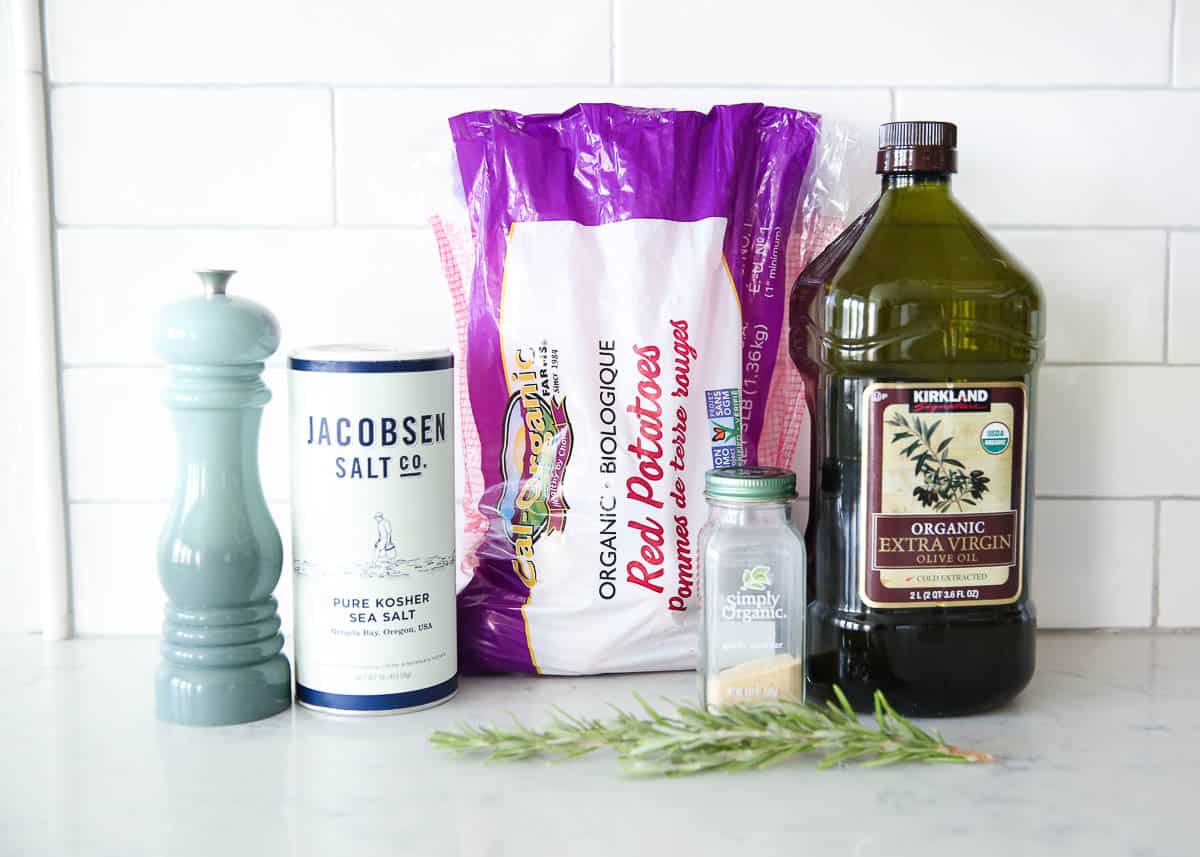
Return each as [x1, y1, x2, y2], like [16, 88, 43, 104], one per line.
[429, 688, 994, 776]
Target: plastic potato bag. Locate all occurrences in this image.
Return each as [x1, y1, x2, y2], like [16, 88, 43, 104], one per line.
[435, 103, 827, 674]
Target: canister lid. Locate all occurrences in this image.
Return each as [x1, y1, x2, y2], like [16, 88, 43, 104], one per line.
[705, 466, 797, 502]
[288, 344, 453, 373]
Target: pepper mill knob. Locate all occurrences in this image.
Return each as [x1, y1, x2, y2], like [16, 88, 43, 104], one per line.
[196, 268, 234, 296]
[153, 270, 291, 725]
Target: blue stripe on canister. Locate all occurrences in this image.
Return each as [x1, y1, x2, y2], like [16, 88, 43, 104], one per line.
[296, 674, 458, 711]
[288, 355, 454, 374]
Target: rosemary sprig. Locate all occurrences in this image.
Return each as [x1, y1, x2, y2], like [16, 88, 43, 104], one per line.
[430, 687, 993, 776]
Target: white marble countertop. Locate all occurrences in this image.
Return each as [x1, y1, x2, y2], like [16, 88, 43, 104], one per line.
[1, 632, 1194, 857]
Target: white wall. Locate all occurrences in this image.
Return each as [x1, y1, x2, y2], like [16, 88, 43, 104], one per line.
[2, 0, 69, 636]
[0, 0, 41, 633]
[14, 0, 1200, 635]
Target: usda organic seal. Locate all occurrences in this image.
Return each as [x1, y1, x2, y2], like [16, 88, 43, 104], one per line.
[980, 421, 1011, 455]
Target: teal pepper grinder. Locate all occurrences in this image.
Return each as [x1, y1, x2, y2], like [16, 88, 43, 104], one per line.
[154, 270, 291, 725]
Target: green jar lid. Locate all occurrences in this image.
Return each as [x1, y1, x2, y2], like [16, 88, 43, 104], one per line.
[704, 466, 797, 502]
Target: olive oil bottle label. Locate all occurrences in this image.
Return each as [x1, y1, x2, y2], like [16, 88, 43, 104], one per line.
[859, 382, 1028, 608]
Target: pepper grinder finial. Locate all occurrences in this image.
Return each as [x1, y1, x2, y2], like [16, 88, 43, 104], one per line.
[196, 269, 235, 296]
[153, 270, 291, 725]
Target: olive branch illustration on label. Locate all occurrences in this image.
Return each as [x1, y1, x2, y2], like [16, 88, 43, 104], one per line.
[887, 412, 990, 513]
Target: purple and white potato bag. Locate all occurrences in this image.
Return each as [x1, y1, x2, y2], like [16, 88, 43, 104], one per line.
[445, 103, 820, 674]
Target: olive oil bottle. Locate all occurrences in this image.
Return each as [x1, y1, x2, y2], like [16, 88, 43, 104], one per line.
[791, 122, 1044, 716]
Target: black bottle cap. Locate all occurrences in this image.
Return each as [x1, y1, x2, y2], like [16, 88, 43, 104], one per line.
[876, 121, 957, 175]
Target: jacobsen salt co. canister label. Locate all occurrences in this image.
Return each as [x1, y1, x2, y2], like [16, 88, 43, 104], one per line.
[859, 382, 1028, 609]
[288, 346, 456, 714]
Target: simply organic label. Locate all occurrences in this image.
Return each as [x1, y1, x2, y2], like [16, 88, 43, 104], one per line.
[289, 364, 456, 708]
[715, 565, 786, 665]
[859, 382, 1028, 608]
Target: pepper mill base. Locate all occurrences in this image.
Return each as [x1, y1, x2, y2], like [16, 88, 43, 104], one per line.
[156, 654, 292, 726]
[155, 597, 292, 725]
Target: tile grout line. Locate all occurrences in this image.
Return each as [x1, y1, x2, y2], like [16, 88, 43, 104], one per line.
[1151, 499, 1162, 627]
[1039, 362, 1200, 368]
[1169, 0, 1178, 86]
[68, 499, 293, 506]
[1037, 495, 1195, 502]
[1163, 231, 1173, 362]
[328, 88, 338, 225]
[608, 0, 616, 85]
[990, 224, 1200, 232]
[53, 223, 435, 232]
[44, 81, 1200, 92]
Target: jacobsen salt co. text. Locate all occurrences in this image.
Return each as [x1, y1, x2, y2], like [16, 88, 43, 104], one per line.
[304, 413, 447, 479]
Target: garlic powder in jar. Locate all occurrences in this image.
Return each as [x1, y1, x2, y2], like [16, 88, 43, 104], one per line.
[699, 467, 805, 708]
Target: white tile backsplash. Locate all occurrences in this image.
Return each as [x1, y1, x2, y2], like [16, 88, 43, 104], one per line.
[1032, 500, 1156, 628]
[57, 228, 453, 366]
[60, 369, 174, 502]
[895, 91, 1200, 227]
[13, 0, 42, 73]
[1157, 501, 1200, 627]
[12, 1, 1198, 632]
[46, 0, 610, 85]
[996, 230, 1166, 364]
[1036, 367, 1200, 497]
[0, 287, 41, 632]
[51, 88, 333, 226]
[615, 0, 1171, 86]
[70, 504, 167, 635]
[0, 51, 44, 632]
[1176, 0, 1200, 85]
[335, 89, 558, 227]
[1168, 233, 1200, 363]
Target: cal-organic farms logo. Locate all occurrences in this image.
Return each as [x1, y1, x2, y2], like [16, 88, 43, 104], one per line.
[500, 350, 573, 588]
[740, 565, 771, 591]
[887, 412, 991, 513]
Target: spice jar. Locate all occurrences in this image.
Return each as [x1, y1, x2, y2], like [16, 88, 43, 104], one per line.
[700, 466, 805, 708]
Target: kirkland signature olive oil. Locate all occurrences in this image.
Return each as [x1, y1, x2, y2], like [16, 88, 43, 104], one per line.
[790, 122, 1045, 716]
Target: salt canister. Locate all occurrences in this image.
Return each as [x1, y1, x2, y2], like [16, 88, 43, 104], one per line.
[288, 345, 457, 714]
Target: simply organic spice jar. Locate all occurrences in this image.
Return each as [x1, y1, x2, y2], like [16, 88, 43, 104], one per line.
[699, 466, 806, 709]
